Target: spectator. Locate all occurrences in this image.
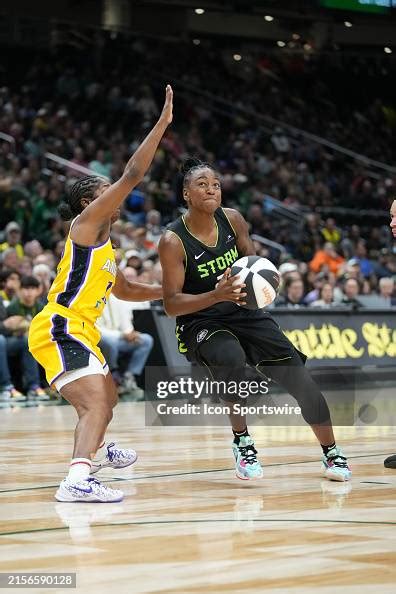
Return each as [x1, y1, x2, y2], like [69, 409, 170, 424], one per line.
[29, 187, 62, 248]
[340, 278, 363, 309]
[278, 262, 299, 282]
[24, 240, 44, 260]
[275, 277, 306, 308]
[124, 187, 146, 225]
[1, 248, 20, 272]
[89, 149, 112, 178]
[321, 218, 341, 246]
[146, 209, 163, 245]
[133, 227, 156, 257]
[19, 257, 34, 277]
[32, 264, 53, 302]
[343, 259, 362, 281]
[0, 222, 24, 258]
[97, 293, 154, 400]
[311, 283, 337, 308]
[0, 295, 27, 402]
[309, 242, 345, 276]
[378, 277, 396, 305]
[0, 270, 21, 305]
[122, 249, 143, 274]
[304, 271, 329, 304]
[271, 127, 290, 154]
[354, 241, 375, 278]
[6, 276, 49, 400]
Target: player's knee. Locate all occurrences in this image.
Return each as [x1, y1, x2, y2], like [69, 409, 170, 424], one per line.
[199, 334, 246, 368]
[75, 397, 113, 423]
[96, 402, 113, 424]
[109, 389, 119, 408]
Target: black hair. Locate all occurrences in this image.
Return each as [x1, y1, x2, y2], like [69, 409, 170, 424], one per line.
[181, 158, 216, 188]
[0, 268, 20, 284]
[20, 275, 40, 289]
[58, 175, 105, 221]
[284, 275, 303, 290]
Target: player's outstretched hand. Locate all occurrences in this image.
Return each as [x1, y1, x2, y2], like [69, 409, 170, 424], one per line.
[214, 268, 246, 305]
[160, 85, 173, 126]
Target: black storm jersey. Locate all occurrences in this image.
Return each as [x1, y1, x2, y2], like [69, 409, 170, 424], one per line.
[167, 207, 241, 326]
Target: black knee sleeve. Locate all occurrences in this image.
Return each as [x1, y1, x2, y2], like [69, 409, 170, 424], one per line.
[197, 333, 248, 402]
[259, 352, 331, 425]
[198, 332, 246, 369]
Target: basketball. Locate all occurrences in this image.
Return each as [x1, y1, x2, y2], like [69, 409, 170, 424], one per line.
[230, 255, 280, 309]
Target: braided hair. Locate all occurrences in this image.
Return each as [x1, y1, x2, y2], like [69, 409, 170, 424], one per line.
[58, 175, 106, 221]
[181, 157, 216, 188]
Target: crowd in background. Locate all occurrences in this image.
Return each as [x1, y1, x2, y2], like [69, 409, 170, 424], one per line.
[0, 30, 395, 400]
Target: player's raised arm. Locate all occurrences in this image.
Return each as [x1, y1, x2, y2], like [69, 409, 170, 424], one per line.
[72, 85, 173, 241]
[158, 231, 246, 317]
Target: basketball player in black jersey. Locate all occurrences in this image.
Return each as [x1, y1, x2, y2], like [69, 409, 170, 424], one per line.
[384, 199, 396, 469]
[158, 160, 351, 481]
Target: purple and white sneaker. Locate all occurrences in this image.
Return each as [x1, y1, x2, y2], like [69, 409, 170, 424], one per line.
[55, 477, 123, 503]
[90, 442, 138, 474]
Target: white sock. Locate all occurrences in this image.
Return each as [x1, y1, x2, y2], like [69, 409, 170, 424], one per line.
[67, 458, 92, 482]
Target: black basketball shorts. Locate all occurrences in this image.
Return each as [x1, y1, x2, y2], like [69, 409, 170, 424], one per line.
[177, 308, 306, 367]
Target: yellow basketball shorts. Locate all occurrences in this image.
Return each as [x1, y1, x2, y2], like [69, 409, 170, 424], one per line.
[28, 304, 106, 386]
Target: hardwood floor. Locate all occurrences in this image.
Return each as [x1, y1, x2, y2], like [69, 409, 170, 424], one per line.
[1, 402, 396, 593]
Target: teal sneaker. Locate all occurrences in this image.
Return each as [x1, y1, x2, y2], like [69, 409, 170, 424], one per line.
[232, 436, 263, 480]
[321, 446, 351, 482]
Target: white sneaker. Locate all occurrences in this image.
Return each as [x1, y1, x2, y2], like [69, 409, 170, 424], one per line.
[91, 442, 138, 474]
[55, 477, 123, 502]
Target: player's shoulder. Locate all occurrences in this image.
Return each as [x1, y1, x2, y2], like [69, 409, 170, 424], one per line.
[221, 207, 248, 234]
[222, 207, 244, 222]
[159, 228, 185, 255]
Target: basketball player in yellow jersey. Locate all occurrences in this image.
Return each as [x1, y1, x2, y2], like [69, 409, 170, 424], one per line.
[28, 85, 173, 502]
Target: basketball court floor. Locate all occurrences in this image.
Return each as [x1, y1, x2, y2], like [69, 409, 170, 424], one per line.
[1, 394, 396, 593]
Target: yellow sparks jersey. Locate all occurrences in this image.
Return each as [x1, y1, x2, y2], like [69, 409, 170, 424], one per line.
[47, 226, 117, 325]
[28, 221, 116, 385]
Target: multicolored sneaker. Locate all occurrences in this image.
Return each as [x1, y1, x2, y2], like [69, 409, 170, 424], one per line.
[232, 436, 263, 480]
[321, 446, 351, 482]
[90, 442, 138, 474]
[27, 387, 50, 401]
[55, 477, 123, 502]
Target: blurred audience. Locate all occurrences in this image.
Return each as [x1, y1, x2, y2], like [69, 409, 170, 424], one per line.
[97, 294, 154, 400]
[0, 29, 395, 400]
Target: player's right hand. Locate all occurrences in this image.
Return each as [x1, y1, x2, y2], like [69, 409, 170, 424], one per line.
[213, 268, 246, 305]
[160, 85, 173, 126]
